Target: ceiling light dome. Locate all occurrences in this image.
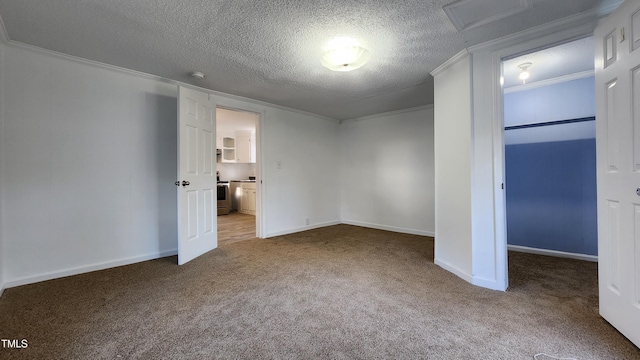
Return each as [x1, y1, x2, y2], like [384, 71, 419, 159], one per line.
[321, 37, 371, 72]
[518, 62, 531, 84]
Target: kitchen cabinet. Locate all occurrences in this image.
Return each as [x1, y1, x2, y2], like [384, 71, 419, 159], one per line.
[221, 136, 236, 163]
[239, 182, 256, 215]
[218, 131, 255, 163]
[236, 134, 252, 163]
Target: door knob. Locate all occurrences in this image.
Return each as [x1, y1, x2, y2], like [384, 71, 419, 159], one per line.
[182, 180, 190, 186]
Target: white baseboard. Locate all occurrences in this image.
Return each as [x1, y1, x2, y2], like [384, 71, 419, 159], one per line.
[508, 245, 598, 262]
[471, 276, 507, 291]
[435, 258, 506, 291]
[341, 220, 435, 237]
[3, 249, 178, 290]
[265, 221, 342, 238]
[0, 283, 5, 298]
[434, 258, 474, 284]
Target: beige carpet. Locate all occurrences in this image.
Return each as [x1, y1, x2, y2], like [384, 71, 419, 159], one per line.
[0, 224, 638, 359]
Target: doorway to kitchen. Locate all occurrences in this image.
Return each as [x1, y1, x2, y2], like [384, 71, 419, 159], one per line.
[216, 106, 260, 245]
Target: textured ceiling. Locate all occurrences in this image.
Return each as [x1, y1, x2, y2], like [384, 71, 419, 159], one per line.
[0, 0, 615, 120]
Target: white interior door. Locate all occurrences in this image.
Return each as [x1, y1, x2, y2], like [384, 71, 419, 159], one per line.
[595, 0, 640, 348]
[177, 86, 217, 265]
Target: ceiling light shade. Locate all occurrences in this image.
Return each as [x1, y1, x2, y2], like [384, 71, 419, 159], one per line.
[321, 37, 371, 72]
[517, 62, 531, 84]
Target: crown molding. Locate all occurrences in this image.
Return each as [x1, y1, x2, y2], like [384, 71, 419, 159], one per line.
[431, 49, 470, 77]
[467, 5, 615, 54]
[443, 0, 532, 33]
[0, 15, 8, 44]
[503, 70, 594, 94]
[341, 104, 434, 124]
[1, 34, 339, 124]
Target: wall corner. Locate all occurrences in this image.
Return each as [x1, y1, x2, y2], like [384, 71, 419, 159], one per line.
[0, 36, 5, 297]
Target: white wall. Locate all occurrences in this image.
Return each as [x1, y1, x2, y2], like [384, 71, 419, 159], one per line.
[432, 52, 473, 280]
[0, 41, 341, 289]
[262, 107, 341, 236]
[504, 76, 595, 127]
[217, 163, 256, 181]
[504, 76, 596, 145]
[339, 106, 434, 236]
[1, 43, 179, 287]
[0, 37, 5, 296]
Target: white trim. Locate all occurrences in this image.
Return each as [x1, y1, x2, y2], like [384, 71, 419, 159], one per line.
[2, 249, 178, 290]
[493, 49, 510, 294]
[340, 104, 434, 124]
[256, 110, 266, 239]
[468, 6, 616, 54]
[0, 25, 5, 299]
[508, 245, 598, 262]
[504, 70, 594, 94]
[2, 36, 338, 124]
[265, 221, 342, 238]
[341, 220, 434, 237]
[461, 15, 599, 295]
[435, 259, 507, 291]
[0, 14, 8, 43]
[471, 276, 506, 291]
[431, 49, 470, 77]
[434, 258, 473, 284]
[596, 0, 625, 17]
[212, 101, 266, 239]
[258, 110, 267, 239]
[443, 0, 532, 33]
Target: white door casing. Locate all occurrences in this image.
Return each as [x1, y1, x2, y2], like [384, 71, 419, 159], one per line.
[177, 86, 217, 265]
[595, 0, 640, 348]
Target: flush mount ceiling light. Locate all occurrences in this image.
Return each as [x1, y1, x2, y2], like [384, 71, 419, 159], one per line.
[518, 62, 532, 84]
[190, 71, 206, 79]
[321, 37, 371, 72]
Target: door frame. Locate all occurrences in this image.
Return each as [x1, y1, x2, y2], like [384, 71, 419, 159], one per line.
[211, 97, 266, 238]
[497, 36, 598, 261]
[486, 25, 598, 288]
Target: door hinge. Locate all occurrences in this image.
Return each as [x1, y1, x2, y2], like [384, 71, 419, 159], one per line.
[501, 183, 504, 190]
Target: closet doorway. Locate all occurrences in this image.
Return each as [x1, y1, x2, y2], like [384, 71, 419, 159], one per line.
[501, 37, 598, 278]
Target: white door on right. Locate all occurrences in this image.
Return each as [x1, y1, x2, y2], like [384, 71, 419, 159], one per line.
[595, 0, 640, 348]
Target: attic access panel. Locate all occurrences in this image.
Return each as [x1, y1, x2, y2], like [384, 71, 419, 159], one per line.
[443, 0, 533, 32]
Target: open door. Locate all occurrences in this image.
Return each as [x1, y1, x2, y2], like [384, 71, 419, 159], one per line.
[594, 0, 640, 347]
[177, 86, 217, 265]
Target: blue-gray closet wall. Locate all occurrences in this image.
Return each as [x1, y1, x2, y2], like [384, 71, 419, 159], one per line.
[504, 76, 597, 256]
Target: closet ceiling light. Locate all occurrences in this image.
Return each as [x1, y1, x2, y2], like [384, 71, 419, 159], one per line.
[518, 62, 532, 84]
